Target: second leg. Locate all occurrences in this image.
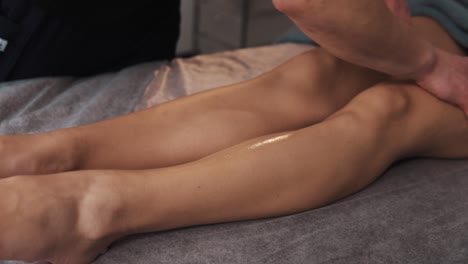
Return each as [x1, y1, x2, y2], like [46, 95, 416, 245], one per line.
[0, 49, 384, 178]
[3, 81, 467, 263]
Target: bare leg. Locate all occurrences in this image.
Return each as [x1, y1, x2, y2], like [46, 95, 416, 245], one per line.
[2, 14, 462, 179]
[3, 11, 464, 179]
[2, 82, 467, 263]
[273, 0, 468, 114]
[92, 84, 468, 237]
[1, 17, 467, 263]
[0, 49, 384, 178]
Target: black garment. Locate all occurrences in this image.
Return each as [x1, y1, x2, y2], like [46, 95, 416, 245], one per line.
[0, 0, 180, 81]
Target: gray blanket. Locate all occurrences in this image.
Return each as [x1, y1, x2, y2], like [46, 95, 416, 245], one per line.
[1, 44, 467, 264]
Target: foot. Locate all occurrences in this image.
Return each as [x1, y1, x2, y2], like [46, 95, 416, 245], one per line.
[0, 172, 118, 263]
[0, 132, 79, 179]
[415, 48, 468, 116]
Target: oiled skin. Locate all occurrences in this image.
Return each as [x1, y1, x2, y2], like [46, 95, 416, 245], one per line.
[0, 4, 468, 264]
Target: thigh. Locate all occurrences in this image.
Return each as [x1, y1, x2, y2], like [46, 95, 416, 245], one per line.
[412, 17, 466, 56]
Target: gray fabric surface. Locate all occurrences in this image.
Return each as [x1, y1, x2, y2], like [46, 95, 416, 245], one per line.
[96, 159, 468, 264]
[0, 44, 467, 263]
[0, 63, 158, 134]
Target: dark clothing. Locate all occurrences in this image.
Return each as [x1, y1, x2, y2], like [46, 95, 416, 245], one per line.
[0, 0, 180, 81]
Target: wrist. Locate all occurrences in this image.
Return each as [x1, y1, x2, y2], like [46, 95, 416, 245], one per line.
[409, 45, 439, 82]
[28, 130, 82, 174]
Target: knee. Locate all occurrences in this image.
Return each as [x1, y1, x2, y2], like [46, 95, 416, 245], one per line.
[272, 50, 345, 124]
[340, 82, 413, 127]
[322, 83, 413, 147]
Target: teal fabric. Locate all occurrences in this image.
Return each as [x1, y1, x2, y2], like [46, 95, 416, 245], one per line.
[408, 0, 468, 49]
[279, 0, 468, 50]
[277, 26, 318, 46]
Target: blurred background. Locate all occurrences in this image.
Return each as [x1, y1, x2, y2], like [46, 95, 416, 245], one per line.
[176, 0, 294, 56]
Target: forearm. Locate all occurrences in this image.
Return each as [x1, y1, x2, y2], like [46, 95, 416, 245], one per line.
[275, 0, 437, 79]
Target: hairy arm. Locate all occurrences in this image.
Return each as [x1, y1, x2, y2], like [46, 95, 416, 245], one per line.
[274, 0, 468, 114]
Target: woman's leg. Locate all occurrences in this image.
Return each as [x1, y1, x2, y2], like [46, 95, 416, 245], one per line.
[88, 84, 468, 237]
[2, 17, 466, 263]
[3, 5, 464, 178]
[2, 82, 467, 263]
[0, 49, 385, 178]
[2, 14, 464, 179]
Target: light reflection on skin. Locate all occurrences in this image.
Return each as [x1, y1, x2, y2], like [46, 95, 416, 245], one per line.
[248, 134, 292, 150]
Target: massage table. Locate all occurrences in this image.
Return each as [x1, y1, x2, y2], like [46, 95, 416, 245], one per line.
[1, 44, 467, 264]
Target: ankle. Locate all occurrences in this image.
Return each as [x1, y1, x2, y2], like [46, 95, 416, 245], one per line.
[0, 132, 82, 178]
[38, 130, 84, 173]
[76, 171, 161, 241]
[76, 171, 127, 241]
[77, 170, 172, 239]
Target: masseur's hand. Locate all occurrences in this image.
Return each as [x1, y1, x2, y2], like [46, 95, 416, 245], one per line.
[414, 48, 468, 117]
[385, 0, 468, 116]
[363, 0, 468, 116]
[386, 0, 468, 116]
[0, 173, 112, 263]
